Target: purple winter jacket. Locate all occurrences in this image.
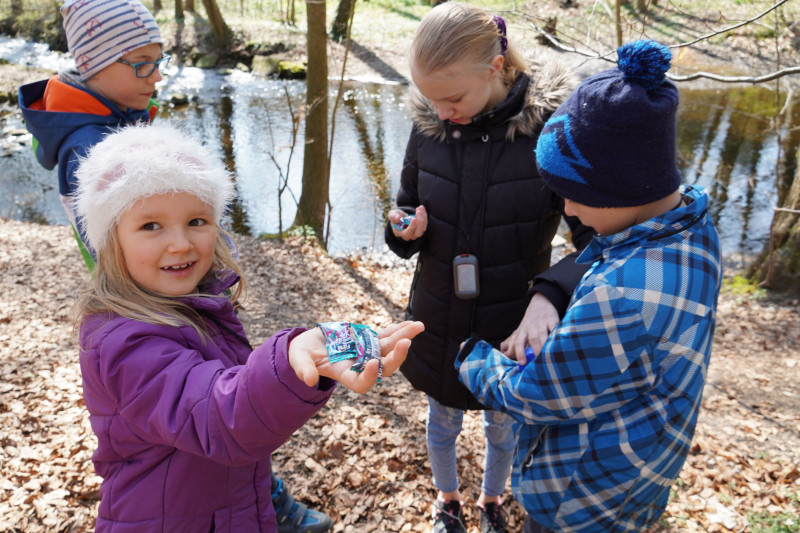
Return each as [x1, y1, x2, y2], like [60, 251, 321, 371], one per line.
[79, 274, 336, 532]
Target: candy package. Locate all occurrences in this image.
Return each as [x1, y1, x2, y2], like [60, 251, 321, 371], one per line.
[317, 322, 383, 382]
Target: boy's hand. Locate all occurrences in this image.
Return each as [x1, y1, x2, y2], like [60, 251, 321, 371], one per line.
[389, 206, 428, 240]
[501, 293, 559, 365]
[289, 321, 424, 393]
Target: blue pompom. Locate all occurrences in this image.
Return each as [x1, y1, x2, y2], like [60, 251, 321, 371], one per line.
[616, 40, 672, 90]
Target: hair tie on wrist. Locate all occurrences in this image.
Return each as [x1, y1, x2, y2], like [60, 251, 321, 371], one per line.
[492, 15, 508, 56]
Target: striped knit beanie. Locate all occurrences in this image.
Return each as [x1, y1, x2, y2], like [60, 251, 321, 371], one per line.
[61, 0, 163, 81]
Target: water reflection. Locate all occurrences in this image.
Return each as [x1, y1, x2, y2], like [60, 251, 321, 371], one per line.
[1, 36, 797, 260]
[154, 72, 411, 254]
[342, 86, 394, 222]
[678, 86, 793, 263]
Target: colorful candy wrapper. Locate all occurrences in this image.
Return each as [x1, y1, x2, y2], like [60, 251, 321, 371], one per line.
[318, 321, 359, 363]
[350, 324, 382, 382]
[317, 322, 382, 382]
[392, 214, 416, 231]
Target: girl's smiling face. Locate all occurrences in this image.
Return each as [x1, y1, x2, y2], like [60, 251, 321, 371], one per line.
[115, 192, 218, 296]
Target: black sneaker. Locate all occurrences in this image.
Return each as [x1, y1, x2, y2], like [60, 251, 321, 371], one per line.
[479, 502, 509, 533]
[271, 476, 333, 533]
[432, 499, 466, 533]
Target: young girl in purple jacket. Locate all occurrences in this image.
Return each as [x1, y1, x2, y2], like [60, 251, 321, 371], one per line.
[73, 122, 424, 533]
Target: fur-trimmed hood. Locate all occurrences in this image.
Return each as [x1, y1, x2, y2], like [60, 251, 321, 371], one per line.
[407, 54, 576, 142]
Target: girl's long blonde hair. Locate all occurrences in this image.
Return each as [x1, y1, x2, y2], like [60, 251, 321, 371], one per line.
[411, 2, 527, 86]
[76, 225, 246, 341]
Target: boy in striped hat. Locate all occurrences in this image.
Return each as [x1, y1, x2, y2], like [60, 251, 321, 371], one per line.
[19, 0, 167, 268]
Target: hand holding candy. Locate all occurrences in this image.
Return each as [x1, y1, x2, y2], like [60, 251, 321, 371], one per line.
[392, 215, 416, 231]
[289, 320, 424, 394]
[389, 205, 428, 240]
[501, 293, 559, 365]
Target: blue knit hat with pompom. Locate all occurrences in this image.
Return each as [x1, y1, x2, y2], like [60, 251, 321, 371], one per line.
[535, 40, 680, 208]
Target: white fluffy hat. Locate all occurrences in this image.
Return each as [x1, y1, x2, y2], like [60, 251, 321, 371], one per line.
[75, 122, 234, 253]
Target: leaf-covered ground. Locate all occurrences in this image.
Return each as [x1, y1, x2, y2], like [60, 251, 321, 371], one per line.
[1, 218, 798, 533]
[2, 2, 799, 530]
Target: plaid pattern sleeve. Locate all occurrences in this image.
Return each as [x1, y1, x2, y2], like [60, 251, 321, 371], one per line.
[455, 186, 722, 532]
[458, 283, 657, 424]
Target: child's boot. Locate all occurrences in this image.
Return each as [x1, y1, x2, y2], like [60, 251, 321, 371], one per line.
[432, 499, 466, 533]
[478, 502, 509, 533]
[271, 476, 333, 533]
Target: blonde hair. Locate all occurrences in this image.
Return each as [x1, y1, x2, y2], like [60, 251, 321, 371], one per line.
[76, 225, 246, 340]
[411, 2, 527, 86]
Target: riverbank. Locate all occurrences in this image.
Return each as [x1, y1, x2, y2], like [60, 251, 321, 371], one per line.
[1, 216, 799, 532]
[3, 0, 800, 100]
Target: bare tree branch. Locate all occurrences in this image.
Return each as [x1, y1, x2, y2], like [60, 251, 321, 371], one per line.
[519, 0, 800, 85]
[671, 0, 791, 49]
[668, 66, 800, 83]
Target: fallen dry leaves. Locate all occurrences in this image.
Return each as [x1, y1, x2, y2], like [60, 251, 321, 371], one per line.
[1, 218, 798, 532]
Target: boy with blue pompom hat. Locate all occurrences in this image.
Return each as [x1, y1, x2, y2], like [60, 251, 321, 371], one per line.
[454, 40, 723, 532]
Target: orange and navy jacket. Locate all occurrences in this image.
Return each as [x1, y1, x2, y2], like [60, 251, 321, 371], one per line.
[18, 75, 158, 265]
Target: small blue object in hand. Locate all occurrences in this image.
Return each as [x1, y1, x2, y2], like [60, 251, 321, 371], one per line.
[519, 346, 535, 371]
[392, 215, 416, 231]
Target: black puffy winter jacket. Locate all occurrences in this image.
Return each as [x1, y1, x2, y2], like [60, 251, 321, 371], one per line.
[386, 58, 595, 410]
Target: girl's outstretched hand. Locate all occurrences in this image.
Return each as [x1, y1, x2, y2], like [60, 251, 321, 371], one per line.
[289, 321, 424, 394]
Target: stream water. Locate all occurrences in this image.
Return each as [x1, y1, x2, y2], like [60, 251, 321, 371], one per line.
[1, 36, 797, 262]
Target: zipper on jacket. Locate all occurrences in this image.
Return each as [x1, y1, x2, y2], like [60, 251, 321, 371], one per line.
[408, 257, 422, 316]
[521, 426, 549, 471]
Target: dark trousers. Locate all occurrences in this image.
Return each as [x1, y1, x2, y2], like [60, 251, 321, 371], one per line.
[523, 515, 556, 533]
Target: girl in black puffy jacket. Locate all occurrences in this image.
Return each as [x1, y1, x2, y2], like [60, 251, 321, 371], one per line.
[385, 3, 595, 532]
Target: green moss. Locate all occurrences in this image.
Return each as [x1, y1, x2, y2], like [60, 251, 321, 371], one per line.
[277, 60, 306, 79]
[747, 511, 800, 532]
[722, 275, 768, 297]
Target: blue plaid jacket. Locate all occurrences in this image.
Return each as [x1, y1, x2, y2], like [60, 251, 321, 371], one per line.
[456, 186, 721, 532]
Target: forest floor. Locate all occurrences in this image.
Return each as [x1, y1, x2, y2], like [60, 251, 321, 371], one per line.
[1, 1, 800, 531]
[1, 218, 799, 533]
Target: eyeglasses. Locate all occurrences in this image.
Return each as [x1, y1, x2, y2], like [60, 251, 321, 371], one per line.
[116, 54, 171, 78]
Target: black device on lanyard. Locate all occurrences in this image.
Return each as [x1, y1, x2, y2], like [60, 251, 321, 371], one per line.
[453, 254, 479, 299]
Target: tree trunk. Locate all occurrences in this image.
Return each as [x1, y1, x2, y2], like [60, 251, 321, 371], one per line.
[748, 94, 800, 292]
[202, 0, 233, 48]
[614, 0, 623, 47]
[748, 151, 800, 292]
[294, 0, 329, 243]
[10, 0, 22, 17]
[331, 0, 355, 41]
[635, 0, 647, 13]
[175, 0, 184, 19]
[186, 0, 195, 12]
[153, 0, 163, 12]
